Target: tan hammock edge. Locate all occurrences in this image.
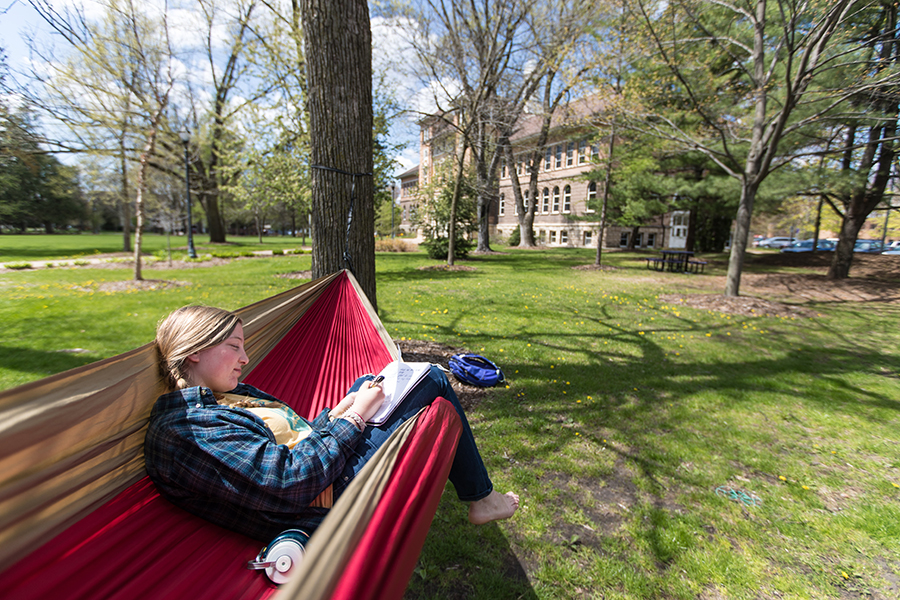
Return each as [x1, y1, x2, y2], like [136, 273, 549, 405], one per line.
[0, 270, 401, 573]
[279, 408, 424, 600]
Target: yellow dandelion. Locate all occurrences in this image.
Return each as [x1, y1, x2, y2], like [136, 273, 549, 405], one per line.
[779, 476, 786, 482]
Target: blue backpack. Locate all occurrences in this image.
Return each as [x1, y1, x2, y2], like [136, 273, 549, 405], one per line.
[448, 354, 505, 387]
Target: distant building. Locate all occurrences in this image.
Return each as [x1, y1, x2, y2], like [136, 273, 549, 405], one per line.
[402, 96, 683, 249]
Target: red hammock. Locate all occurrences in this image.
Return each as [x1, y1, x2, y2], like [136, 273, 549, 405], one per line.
[0, 271, 461, 600]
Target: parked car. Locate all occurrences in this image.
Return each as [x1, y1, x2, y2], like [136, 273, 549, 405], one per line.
[883, 249, 900, 255]
[758, 237, 793, 248]
[780, 239, 835, 253]
[854, 240, 884, 253]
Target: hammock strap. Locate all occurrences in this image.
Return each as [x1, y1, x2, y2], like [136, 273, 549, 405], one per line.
[311, 165, 373, 278]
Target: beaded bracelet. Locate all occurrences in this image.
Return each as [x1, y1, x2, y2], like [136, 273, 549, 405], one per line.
[342, 410, 366, 432]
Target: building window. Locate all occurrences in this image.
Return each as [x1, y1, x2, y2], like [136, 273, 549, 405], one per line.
[550, 231, 557, 244]
[563, 185, 571, 213]
[555, 145, 562, 168]
[545, 147, 552, 170]
[501, 160, 507, 179]
[499, 193, 505, 216]
[560, 230, 568, 244]
[647, 232, 656, 247]
[523, 189, 529, 212]
[586, 181, 596, 213]
[591, 143, 599, 159]
[635, 232, 643, 247]
[552, 187, 560, 213]
[620, 231, 629, 247]
[539, 230, 546, 243]
[584, 231, 592, 246]
[542, 187, 550, 213]
[566, 141, 575, 166]
[578, 140, 588, 163]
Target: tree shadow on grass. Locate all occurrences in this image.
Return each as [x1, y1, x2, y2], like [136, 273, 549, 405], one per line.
[0, 345, 99, 385]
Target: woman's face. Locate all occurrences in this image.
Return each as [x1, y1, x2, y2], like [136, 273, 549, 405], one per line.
[185, 323, 249, 392]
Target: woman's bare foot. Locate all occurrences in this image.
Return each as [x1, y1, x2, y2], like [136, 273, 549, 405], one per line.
[468, 490, 520, 525]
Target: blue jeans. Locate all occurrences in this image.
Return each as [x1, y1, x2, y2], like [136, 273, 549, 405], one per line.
[332, 365, 494, 503]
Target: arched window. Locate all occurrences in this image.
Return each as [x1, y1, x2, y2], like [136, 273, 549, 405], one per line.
[499, 193, 505, 216]
[552, 187, 560, 213]
[563, 185, 571, 212]
[542, 187, 550, 213]
[586, 182, 597, 213]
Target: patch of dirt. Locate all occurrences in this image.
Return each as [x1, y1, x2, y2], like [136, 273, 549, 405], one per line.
[79, 279, 190, 292]
[648, 252, 900, 317]
[417, 264, 478, 272]
[572, 264, 619, 272]
[393, 338, 492, 411]
[658, 293, 818, 318]
[278, 270, 312, 280]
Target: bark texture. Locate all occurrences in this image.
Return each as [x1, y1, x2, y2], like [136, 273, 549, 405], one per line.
[301, 0, 376, 309]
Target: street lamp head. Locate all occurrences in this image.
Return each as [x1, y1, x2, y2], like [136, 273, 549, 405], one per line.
[179, 126, 190, 146]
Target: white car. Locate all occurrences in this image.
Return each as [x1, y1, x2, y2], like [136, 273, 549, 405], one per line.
[758, 237, 793, 249]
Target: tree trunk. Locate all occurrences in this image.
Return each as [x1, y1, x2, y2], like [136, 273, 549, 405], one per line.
[724, 180, 758, 296]
[119, 138, 131, 253]
[301, 0, 376, 309]
[447, 143, 468, 266]
[595, 125, 616, 267]
[813, 195, 823, 251]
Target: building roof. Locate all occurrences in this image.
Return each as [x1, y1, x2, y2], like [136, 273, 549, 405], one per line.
[398, 164, 419, 180]
[510, 94, 607, 143]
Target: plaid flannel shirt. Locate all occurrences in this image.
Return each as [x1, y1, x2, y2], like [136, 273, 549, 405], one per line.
[144, 383, 362, 541]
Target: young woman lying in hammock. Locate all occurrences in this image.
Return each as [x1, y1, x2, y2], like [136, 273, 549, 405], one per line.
[144, 305, 519, 543]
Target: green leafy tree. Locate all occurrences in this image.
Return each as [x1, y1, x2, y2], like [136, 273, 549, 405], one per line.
[416, 164, 477, 260]
[627, 0, 884, 295]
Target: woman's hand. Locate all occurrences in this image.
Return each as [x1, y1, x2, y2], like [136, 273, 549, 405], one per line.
[349, 384, 386, 422]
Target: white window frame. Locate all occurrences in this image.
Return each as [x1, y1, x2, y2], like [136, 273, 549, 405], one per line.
[563, 185, 571, 213]
[550, 230, 557, 244]
[545, 147, 552, 170]
[585, 182, 596, 213]
[578, 140, 588, 164]
[620, 231, 629, 247]
[542, 187, 550, 213]
[552, 186, 560, 213]
[566, 142, 575, 166]
[584, 230, 592, 246]
[499, 193, 505, 216]
[555, 145, 562, 168]
[561, 230, 568, 244]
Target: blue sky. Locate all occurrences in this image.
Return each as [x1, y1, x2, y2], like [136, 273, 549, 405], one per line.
[2, 1, 421, 177]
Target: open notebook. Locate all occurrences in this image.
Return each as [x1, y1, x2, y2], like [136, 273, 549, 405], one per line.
[367, 362, 432, 425]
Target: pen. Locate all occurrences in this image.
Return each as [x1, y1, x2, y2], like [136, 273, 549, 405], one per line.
[368, 375, 385, 388]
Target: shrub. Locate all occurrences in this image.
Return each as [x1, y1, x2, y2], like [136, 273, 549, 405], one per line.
[420, 235, 474, 260]
[508, 226, 521, 246]
[272, 249, 284, 256]
[375, 238, 412, 252]
[6, 262, 32, 270]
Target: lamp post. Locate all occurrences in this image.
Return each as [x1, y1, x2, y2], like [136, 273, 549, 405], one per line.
[179, 127, 198, 259]
[390, 181, 396, 238]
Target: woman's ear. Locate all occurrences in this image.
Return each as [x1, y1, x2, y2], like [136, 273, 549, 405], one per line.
[185, 352, 201, 364]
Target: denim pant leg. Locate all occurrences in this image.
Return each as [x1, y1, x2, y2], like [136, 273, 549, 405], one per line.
[332, 365, 493, 502]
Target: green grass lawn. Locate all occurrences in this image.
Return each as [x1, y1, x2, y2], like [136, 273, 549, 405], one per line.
[1, 243, 898, 599]
[0, 230, 309, 263]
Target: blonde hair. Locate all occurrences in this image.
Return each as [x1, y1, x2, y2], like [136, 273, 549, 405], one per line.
[155, 305, 242, 391]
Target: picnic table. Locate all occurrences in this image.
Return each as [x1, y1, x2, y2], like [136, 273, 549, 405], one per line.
[645, 250, 707, 273]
